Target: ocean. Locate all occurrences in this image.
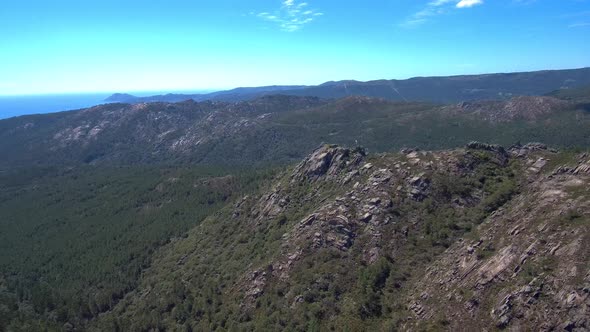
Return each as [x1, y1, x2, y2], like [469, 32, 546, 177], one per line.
[0, 90, 218, 120]
[0, 94, 111, 120]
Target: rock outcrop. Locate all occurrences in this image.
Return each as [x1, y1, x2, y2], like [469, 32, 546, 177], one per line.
[402, 151, 590, 331]
[291, 144, 366, 182]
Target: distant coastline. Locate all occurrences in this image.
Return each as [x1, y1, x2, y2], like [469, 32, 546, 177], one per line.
[0, 94, 110, 120]
[0, 90, 217, 119]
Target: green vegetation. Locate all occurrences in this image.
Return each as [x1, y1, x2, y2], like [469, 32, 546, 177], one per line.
[83, 148, 525, 331]
[547, 85, 590, 102]
[2, 94, 590, 169]
[0, 165, 276, 331]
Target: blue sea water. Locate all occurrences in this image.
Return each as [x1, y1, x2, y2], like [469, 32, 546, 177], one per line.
[0, 94, 111, 120]
[0, 90, 219, 120]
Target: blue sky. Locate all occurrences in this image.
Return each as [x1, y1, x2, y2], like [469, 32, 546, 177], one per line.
[0, 0, 589, 95]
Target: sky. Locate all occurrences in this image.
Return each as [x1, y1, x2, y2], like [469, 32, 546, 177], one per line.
[0, 0, 589, 95]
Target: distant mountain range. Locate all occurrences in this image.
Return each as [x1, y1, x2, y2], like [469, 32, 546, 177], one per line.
[3, 89, 590, 169]
[106, 67, 590, 104]
[105, 85, 308, 103]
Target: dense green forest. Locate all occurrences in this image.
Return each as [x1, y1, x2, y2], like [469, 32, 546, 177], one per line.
[0, 165, 276, 331]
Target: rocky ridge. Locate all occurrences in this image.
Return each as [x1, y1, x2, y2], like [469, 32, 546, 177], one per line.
[3, 92, 590, 169]
[232, 143, 589, 330]
[404, 147, 590, 331]
[91, 143, 590, 331]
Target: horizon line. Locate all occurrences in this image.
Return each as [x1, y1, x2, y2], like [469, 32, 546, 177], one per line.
[1, 66, 588, 97]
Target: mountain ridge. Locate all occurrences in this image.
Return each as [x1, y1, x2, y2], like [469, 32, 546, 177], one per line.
[105, 67, 590, 104]
[88, 142, 590, 331]
[3, 93, 590, 169]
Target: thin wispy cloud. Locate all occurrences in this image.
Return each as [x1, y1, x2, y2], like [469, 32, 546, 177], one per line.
[561, 10, 590, 19]
[512, 0, 537, 5]
[257, 0, 323, 32]
[559, 10, 590, 28]
[401, 0, 484, 28]
[568, 22, 590, 28]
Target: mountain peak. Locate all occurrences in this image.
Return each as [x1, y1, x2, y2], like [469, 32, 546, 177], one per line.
[104, 93, 137, 102]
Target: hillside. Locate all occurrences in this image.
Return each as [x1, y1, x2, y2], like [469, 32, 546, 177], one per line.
[1, 94, 590, 169]
[0, 165, 276, 331]
[83, 143, 590, 331]
[104, 86, 307, 104]
[106, 67, 590, 104]
[547, 85, 590, 104]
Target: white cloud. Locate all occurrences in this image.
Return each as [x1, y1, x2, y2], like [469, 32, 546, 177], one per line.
[401, 0, 484, 27]
[256, 0, 322, 32]
[456, 0, 483, 8]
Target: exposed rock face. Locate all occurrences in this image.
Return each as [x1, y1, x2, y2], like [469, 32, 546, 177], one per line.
[467, 141, 507, 155]
[238, 144, 590, 329]
[510, 142, 552, 158]
[237, 144, 504, 309]
[403, 152, 590, 331]
[408, 174, 430, 201]
[291, 144, 366, 182]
